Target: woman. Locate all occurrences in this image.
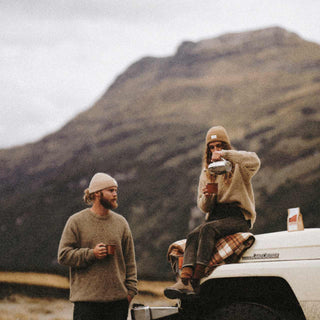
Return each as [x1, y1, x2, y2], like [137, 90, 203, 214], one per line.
[165, 126, 260, 299]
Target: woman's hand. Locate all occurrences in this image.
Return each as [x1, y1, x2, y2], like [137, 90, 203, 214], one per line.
[203, 183, 218, 197]
[203, 186, 211, 198]
[211, 150, 222, 162]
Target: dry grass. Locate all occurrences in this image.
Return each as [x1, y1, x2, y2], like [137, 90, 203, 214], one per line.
[135, 280, 178, 307]
[0, 272, 177, 320]
[0, 272, 69, 289]
[0, 294, 73, 320]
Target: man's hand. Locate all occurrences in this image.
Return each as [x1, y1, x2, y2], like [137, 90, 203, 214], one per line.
[93, 243, 107, 259]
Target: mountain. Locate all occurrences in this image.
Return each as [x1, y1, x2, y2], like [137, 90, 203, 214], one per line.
[1, 26, 319, 279]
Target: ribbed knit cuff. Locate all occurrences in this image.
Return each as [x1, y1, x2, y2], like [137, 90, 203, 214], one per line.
[181, 266, 194, 279]
[88, 249, 96, 261]
[193, 264, 206, 280]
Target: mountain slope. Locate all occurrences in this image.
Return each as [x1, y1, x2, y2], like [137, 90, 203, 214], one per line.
[0, 26, 319, 278]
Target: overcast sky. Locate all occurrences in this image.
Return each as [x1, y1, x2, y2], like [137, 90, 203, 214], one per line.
[1, 0, 320, 149]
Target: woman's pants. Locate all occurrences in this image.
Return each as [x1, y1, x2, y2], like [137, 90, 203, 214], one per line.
[183, 205, 250, 267]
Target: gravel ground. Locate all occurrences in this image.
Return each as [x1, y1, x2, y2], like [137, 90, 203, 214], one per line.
[0, 281, 177, 320]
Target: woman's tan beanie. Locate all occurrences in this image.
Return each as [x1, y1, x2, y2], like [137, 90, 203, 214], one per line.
[88, 172, 118, 193]
[205, 126, 231, 147]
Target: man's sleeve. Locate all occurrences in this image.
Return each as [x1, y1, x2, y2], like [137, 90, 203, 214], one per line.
[57, 217, 96, 268]
[123, 222, 138, 297]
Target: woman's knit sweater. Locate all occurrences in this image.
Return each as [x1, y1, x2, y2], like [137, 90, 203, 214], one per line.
[197, 150, 260, 227]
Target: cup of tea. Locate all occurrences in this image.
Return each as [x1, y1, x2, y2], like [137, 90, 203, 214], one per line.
[206, 182, 218, 194]
[106, 245, 116, 255]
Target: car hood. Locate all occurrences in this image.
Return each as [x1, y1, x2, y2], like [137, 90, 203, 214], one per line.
[240, 228, 320, 262]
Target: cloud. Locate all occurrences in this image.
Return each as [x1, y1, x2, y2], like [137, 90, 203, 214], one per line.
[0, 0, 320, 148]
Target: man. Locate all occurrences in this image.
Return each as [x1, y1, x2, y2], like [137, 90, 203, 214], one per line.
[165, 126, 260, 299]
[58, 172, 138, 320]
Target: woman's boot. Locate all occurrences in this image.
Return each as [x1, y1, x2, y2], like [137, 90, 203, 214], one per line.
[164, 267, 195, 299]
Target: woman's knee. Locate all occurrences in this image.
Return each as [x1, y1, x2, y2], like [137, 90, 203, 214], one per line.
[187, 225, 202, 237]
[199, 222, 218, 237]
[186, 226, 202, 244]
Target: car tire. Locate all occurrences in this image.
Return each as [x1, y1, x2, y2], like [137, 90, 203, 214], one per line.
[203, 302, 286, 320]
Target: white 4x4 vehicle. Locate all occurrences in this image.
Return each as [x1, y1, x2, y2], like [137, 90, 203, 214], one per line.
[132, 228, 320, 320]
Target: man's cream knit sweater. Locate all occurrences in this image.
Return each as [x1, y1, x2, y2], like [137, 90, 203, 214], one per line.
[197, 150, 260, 227]
[58, 208, 138, 302]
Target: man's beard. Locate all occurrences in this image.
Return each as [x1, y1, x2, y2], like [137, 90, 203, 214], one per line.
[100, 197, 118, 210]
